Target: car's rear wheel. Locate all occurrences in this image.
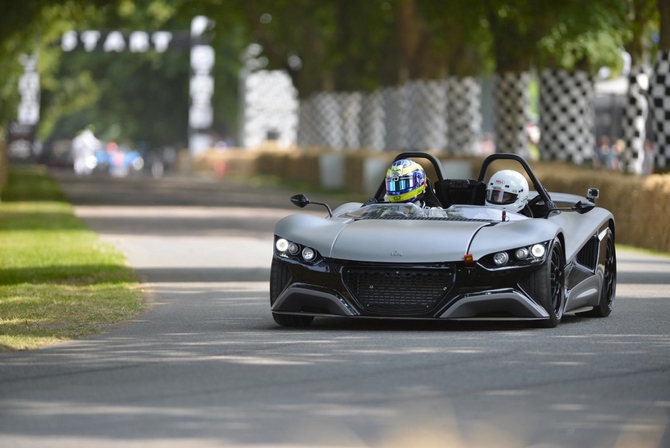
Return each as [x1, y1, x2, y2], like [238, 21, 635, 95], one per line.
[528, 238, 565, 328]
[579, 229, 616, 318]
[270, 258, 314, 327]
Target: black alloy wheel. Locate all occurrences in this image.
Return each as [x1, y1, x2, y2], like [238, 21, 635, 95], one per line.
[527, 237, 565, 328]
[580, 229, 616, 317]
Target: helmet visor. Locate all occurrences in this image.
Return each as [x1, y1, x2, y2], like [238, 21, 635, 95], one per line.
[386, 175, 420, 194]
[486, 189, 518, 205]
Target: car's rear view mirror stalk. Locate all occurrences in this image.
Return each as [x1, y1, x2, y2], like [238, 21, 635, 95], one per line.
[290, 194, 333, 217]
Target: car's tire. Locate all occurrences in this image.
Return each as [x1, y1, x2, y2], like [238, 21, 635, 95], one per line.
[579, 229, 616, 318]
[270, 258, 314, 327]
[527, 237, 565, 328]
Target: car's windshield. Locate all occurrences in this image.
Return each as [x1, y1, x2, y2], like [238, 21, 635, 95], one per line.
[338, 203, 527, 222]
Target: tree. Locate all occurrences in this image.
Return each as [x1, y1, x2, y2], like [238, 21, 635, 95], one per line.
[0, 1, 122, 131]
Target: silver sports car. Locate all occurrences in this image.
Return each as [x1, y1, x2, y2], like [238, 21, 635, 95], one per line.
[270, 152, 616, 328]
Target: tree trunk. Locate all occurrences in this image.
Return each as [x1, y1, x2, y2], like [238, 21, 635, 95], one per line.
[660, 0, 670, 51]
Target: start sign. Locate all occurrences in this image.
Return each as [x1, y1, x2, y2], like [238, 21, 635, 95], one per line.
[54, 16, 215, 154]
[60, 30, 177, 53]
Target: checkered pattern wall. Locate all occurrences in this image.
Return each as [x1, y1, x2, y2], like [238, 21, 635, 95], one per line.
[651, 50, 670, 170]
[296, 96, 317, 148]
[539, 69, 595, 164]
[381, 86, 409, 151]
[621, 66, 650, 174]
[447, 77, 482, 155]
[294, 78, 484, 154]
[359, 90, 385, 151]
[241, 70, 298, 148]
[339, 92, 362, 150]
[495, 72, 529, 154]
[405, 80, 448, 151]
[314, 92, 344, 149]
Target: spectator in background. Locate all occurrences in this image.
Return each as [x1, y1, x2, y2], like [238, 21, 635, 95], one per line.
[594, 136, 612, 170]
[72, 126, 102, 176]
[642, 139, 655, 175]
[612, 139, 626, 171]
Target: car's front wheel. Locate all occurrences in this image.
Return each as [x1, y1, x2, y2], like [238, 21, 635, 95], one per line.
[580, 229, 616, 318]
[270, 258, 314, 327]
[527, 237, 565, 328]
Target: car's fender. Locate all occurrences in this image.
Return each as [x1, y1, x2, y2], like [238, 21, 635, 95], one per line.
[468, 219, 561, 260]
[274, 214, 350, 257]
[547, 207, 614, 263]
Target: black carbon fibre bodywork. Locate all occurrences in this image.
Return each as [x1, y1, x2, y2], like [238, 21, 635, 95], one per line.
[271, 254, 550, 319]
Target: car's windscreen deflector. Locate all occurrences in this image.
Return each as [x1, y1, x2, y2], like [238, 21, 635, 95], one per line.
[338, 204, 526, 222]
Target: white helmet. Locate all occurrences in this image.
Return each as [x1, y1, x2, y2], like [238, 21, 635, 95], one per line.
[486, 170, 529, 213]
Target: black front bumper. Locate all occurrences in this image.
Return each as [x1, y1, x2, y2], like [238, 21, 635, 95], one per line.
[271, 256, 549, 320]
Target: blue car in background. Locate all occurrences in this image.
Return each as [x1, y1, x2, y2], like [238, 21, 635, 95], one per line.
[94, 144, 144, 177]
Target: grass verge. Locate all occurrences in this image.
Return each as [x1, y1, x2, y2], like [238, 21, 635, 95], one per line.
[0, 166, 143, 351]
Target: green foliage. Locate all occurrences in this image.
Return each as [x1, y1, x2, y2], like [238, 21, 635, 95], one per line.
[0, 166, 142, 351]
[0, 0, 664, 149]
[536, 1, 630, 74]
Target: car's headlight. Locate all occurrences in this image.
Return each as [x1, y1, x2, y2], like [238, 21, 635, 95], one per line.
[276, 238, 289, 252]
[274, 236, 320, 263]
[493, 251, 509, 266]
[301, 247, 316, 261]
[481, 241, 549, 269]
[515, 248, 529, 259]
[530, 244, 545, 258]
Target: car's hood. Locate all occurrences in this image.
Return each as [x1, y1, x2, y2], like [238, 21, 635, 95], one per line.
[275, 207, 563, 264]
[330, 219, 489, 263]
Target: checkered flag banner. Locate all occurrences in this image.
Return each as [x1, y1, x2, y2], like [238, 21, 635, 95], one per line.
[539, 69, 595, 164]
[651, 50, 670, 170]
[495, 72, 530, 154]
[447, 77, 482, 155]
[621, 66, 650, 174]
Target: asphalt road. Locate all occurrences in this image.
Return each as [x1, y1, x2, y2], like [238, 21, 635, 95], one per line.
[0, 170, 669, 448]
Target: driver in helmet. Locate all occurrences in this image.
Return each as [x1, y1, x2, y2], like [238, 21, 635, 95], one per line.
[485, 169, 529, 214]
[385, 159, 428, 205]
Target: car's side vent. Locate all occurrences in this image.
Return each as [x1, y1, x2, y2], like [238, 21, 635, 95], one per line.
[576, 235, 599, 271]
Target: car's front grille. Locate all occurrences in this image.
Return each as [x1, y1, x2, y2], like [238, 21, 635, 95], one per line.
[343, 267, 453, 314]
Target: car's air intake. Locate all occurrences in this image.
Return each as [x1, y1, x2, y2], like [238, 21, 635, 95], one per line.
[343, 267, 452, 314]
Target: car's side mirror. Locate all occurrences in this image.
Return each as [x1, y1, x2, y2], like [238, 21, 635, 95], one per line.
[290, 194, 333, 217]
[573, 200, 595, 214]
[290, 194, 310, 208]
